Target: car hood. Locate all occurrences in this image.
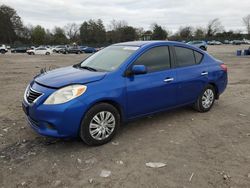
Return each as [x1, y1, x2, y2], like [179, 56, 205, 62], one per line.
[35, 66, 107, 88]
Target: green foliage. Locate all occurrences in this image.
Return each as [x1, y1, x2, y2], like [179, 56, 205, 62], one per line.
[31, 25, 46, 45]
[52, 27, 68, 44]
[0, 4, 23, 44]
[80, 19, 106, 46]
[152, 24, 167, 40]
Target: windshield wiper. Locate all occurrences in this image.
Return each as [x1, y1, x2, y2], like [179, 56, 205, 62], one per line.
[79, 66, 97, 72]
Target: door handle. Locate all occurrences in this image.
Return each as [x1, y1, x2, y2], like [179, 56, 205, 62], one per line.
[164, 78, 174, 82]
[201, 71, 208, 76]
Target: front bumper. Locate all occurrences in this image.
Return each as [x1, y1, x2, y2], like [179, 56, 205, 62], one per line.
[22, 82, 88, 138]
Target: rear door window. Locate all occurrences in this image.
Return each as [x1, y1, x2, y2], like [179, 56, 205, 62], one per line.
[174, 46, 196, 67]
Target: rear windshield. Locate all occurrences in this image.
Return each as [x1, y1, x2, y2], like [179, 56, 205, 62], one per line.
[80, 46, 139, 71]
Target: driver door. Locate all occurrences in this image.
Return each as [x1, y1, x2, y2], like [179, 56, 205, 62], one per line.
[125, 46, 178, 119]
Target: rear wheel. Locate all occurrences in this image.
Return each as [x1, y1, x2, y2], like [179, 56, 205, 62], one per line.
[45, 52, 50, 55]
[80, 103, 120, 146]
[193, 85, 215, 112]
[0, 50, 6, 54]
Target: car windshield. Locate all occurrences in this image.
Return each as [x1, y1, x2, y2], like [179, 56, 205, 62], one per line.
[80, 45, 139, 72]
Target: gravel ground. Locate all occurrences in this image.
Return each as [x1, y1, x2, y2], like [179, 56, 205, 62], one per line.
[0, 45, 250, 188]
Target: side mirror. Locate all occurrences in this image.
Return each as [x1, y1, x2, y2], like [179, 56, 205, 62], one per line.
[131, 65, 147, 75]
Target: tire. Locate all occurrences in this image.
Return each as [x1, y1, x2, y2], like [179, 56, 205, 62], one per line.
[45, 52, 50, 55]
[200, 46, 206, 51]
[80, 103, 120, 146]
[31, 52, 35, 55]
[193, 85, 216, 112]
[0, 50, 5, 54]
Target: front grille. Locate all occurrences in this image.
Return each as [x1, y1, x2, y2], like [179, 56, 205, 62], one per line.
[26, 87, 42, 103]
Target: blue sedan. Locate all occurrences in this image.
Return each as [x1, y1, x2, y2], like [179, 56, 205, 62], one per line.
[22, 41, 228, 146]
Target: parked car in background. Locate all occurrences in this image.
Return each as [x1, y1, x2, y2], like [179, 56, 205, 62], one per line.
[27, 47, 52, 55]
[0, 44, 8, 54]
[11, 47, 29, 53]
[22, 41, 228, 146]
[208, 41, 222, 45]
[242, 39, 250, 44]
[82, 46, 97, 53]
[53, 45, 67, 53]
[59, 46, 82, 54]
[232, 40, 242, 45]
[80, 46, 88, 52]
[187, 41, 207, 51]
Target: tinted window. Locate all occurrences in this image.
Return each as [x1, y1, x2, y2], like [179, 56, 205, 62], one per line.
[194, 51, 203, 64]
[134, 46, 170, 73]
[174, 46, 196, 67]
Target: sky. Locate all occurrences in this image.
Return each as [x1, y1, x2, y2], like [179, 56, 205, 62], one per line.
[1, 0, 250, 32]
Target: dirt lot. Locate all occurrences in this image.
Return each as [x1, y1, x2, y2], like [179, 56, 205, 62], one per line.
[0, 45, 250, 188]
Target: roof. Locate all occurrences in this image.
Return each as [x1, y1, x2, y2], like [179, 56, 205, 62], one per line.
[113, 40, 184, 47]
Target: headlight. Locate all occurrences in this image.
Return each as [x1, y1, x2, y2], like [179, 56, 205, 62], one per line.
[44, 85, 87, 105]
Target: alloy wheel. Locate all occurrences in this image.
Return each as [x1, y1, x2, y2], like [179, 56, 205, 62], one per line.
[201, 89, 214, 109]
[89, 111, 116, 141]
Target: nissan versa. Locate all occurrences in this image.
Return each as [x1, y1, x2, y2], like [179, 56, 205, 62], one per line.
[22, 41, 228, 146]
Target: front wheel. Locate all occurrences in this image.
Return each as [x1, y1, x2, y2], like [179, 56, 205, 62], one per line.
[193, 85, 215, 112]
[80, 103, 120, 146]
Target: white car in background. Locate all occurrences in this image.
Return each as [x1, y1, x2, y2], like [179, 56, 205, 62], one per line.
[0, 44, 8, 54]
[27, 47, 52, 55]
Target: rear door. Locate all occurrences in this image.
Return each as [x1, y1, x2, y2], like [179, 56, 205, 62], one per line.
[173, 46, 208, 105]
[126, 46, 178, 118]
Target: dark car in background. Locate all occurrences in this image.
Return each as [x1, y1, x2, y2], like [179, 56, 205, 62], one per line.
[82, 46, 97, 53]
[59, 46, 82, 54]
[11, 47, 29, 53]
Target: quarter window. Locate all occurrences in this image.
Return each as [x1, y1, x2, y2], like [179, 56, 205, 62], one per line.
[134, 46, 170, 73]
[194, 51, 203, 64]
[174, 46, 196, 67]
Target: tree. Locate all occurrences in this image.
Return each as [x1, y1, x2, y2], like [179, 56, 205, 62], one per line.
[194, 27, 206, 40]
[206, 18, 224, 38]
[178, 26, 193, 40]
[243, 14, 250, 35]
[108, 20, 128, 31]
[0, 4, 23, 44]
[80, 19, 106, 45]
[31, 25, 46, 45]
[119, 26, 137, 42]
[52, 27, 68, 44]
[64, 23, 80, 42]
[151, 24, 167, 40]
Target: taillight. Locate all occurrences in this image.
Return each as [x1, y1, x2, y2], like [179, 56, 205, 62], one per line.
[220, 64, 227, 72]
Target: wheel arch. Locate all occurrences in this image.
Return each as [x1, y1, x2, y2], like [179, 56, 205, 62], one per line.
[86, 99, 124, 122]
[208, 82, 219, 99]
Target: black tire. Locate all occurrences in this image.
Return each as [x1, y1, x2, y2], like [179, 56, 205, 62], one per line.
[0, 50, 6, 54]
[31, 52, 35, 55]
[193, 85, 216, 112]
[45, 52, 50, 55]
[200, 46, 206, 51]
[80, 103, 120, 146]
